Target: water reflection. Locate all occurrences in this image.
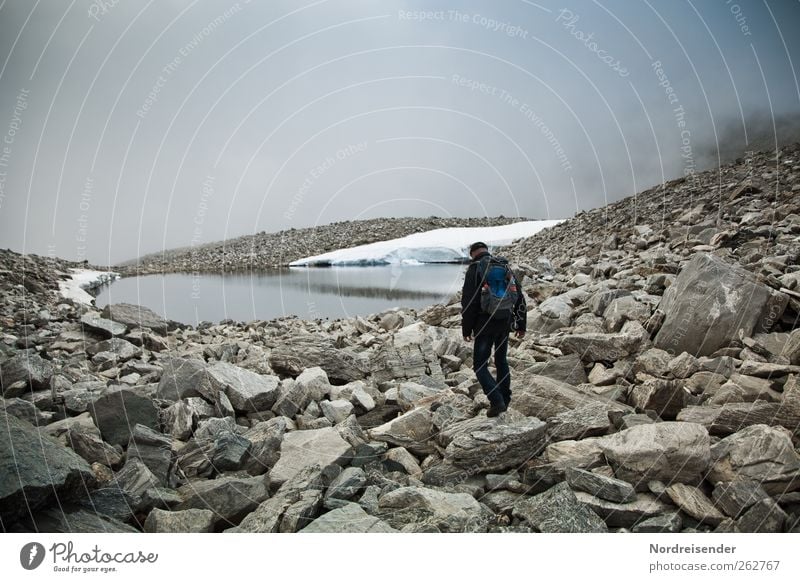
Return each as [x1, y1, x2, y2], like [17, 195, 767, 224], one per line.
[93, 264, 467, 324]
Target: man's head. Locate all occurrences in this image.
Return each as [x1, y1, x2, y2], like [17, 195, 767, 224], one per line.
[469, 241, 488, 260]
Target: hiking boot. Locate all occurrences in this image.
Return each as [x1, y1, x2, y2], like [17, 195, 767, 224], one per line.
[487, 403, 507, 417]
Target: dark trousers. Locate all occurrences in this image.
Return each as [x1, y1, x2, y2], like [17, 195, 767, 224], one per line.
[473, 330, 511, 408]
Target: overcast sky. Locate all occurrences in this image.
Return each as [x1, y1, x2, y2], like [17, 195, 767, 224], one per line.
[0, 0, 798, 265]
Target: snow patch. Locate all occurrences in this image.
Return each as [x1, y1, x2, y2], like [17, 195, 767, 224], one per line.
[289, 220, 562, 266]
[58, 268, 120, 305]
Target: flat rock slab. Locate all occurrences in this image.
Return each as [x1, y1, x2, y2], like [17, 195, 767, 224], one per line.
[269, 427, 353, 487]
[102, 303, 168, 335]
[574, 490, 670, 528]
[300, 503, 397, 533]
[599, 421, 710, 489]
[565, 467, 637, 503]
[0, 411, 94, 524]
[176, 475, 270, 527]
[445, 416, 547, 473]
[378, 485, 488, 532]
[512, 482, 608, 533]
[665, 483, 726, 526]
[80, 313, 127, 338]
[1, 352, 54, 395]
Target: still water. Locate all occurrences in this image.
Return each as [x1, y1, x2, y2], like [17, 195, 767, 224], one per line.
[93, 264, 467, 325]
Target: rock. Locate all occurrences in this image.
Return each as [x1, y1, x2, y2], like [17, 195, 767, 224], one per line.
[574, 491, 671, 528]
[1, 396, 52, 425]
[176, 475, 269, 528]
[511, 374, 630, 420]
[547, 401, 617, 441]
[565, 467, 637, 503]
[370, 342, 445, 384]
[210, 432, 251, 471]
[782, 329, 800, 365]
[0, 352, 55, 396]
[144, 507, 215, 532]
[548, 320, 650, 363]
[397, 381, 441, 411]
[528, 294, 573, 333]
[669, 352, 701, 379]
[241, 417, 287, 475]
[522, 353, 588, 386]
[27, 505, 139, 533]
[85, 337, 142, 360]
[628, 378, 687, 419]
[654, 253, 787, 357]
[665, 483, 726, 526]
[368, 406, 436, 455]
[126, 424, 173, 486]
[269, 426, 353, 487]
[599, 422, 710, 489]
[320, 399, 354, 424]
[736, 498, 788, 533]
[112, 457, 160, 505]
[269, 340, 368, 383]
[207, 362, 279, 413]
[512, 482, 608, 532]
[588, 289, 632, 316]
[80, 313, 128, 338]
[325, 466, 367, 500]
[708, 424, 800, 495]
[383, 447, 423, 476]
[0, 411, 95, 524]
[77, 487, 141, 524]
[632, 512, 683, 533]
[603, 295, 651, 332]
[300, 502, 397, 532]
[232, 463, 336, 532]
[711, 481, 770, 518]
[89, 386, 159, 447]
[65, 426, 123, 468]
[102, 303, 168, 335]
[444, 416, 547, 473]
[161, 399, 196, 440]
[377, 486, 489, 532]
[156, 357, 221, 402]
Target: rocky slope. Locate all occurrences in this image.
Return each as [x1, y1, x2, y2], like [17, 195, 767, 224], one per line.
[114, 216, 530, 275]
[2, 144, 800, 533]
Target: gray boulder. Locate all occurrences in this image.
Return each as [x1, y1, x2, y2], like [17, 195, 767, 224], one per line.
[0, 411, 95, 524]
[512, 482, 608, 532]
[0, 352, 55, 396]
[654, 253, 787, 357]
[102, 303, 168, 335]
[89, 386, 159, 447]
[269, 426, 353, 487]
[144, 508, 215, 532]
[300, 503, 397, 532]
[207, 362, 279, 413]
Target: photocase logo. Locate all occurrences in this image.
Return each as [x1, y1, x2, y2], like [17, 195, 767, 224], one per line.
[20, 542, 46, 570]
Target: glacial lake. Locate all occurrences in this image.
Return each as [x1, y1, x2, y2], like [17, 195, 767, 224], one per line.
[92, 264, 468, 325]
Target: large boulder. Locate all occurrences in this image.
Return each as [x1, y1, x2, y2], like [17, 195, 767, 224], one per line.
[156, 357, 221, 402]
[444, 416, 547, 473]
[377, 486, 490, 532]
[598, 422, 710, 489]
[654, 253, 787, 357]
[176, 475, 270, 528]
[102, 303, 169, 335]
[512, 482, 608, 532]
[511, 374, 630, 421]
[207, 362, 279, 413]
[269, 427, 353, 487]
[89, 386, 160, 447]
[268, 339, 369, 383]
[547, 321, 650, 363]
[0, 352, 55, 396]
[368, 406, 436, 455]
[708, 424, 800, 495]
[1, 411, 95, 524]
[80, 313, 127, 338]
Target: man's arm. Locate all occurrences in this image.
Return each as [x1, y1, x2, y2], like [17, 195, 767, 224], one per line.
[461, 264, 479, 338]
[512, 270, 527, 334]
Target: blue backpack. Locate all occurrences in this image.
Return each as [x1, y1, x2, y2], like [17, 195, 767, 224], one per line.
[475, 254, 519, 320]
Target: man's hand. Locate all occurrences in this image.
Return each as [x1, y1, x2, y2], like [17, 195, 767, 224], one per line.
[463, 335, 473, 342]
[515, 330, 525, 339]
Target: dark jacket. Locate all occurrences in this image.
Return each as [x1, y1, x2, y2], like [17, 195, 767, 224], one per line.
[461, 251, 527, 338]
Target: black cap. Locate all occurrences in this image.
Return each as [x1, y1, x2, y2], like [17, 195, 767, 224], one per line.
[469, 241, 488, 254]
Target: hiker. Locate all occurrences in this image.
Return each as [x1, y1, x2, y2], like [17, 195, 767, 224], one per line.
[461, 241, 527, 417]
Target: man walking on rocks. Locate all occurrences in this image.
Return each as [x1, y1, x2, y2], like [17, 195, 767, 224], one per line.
[461, 242, 526, 417]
